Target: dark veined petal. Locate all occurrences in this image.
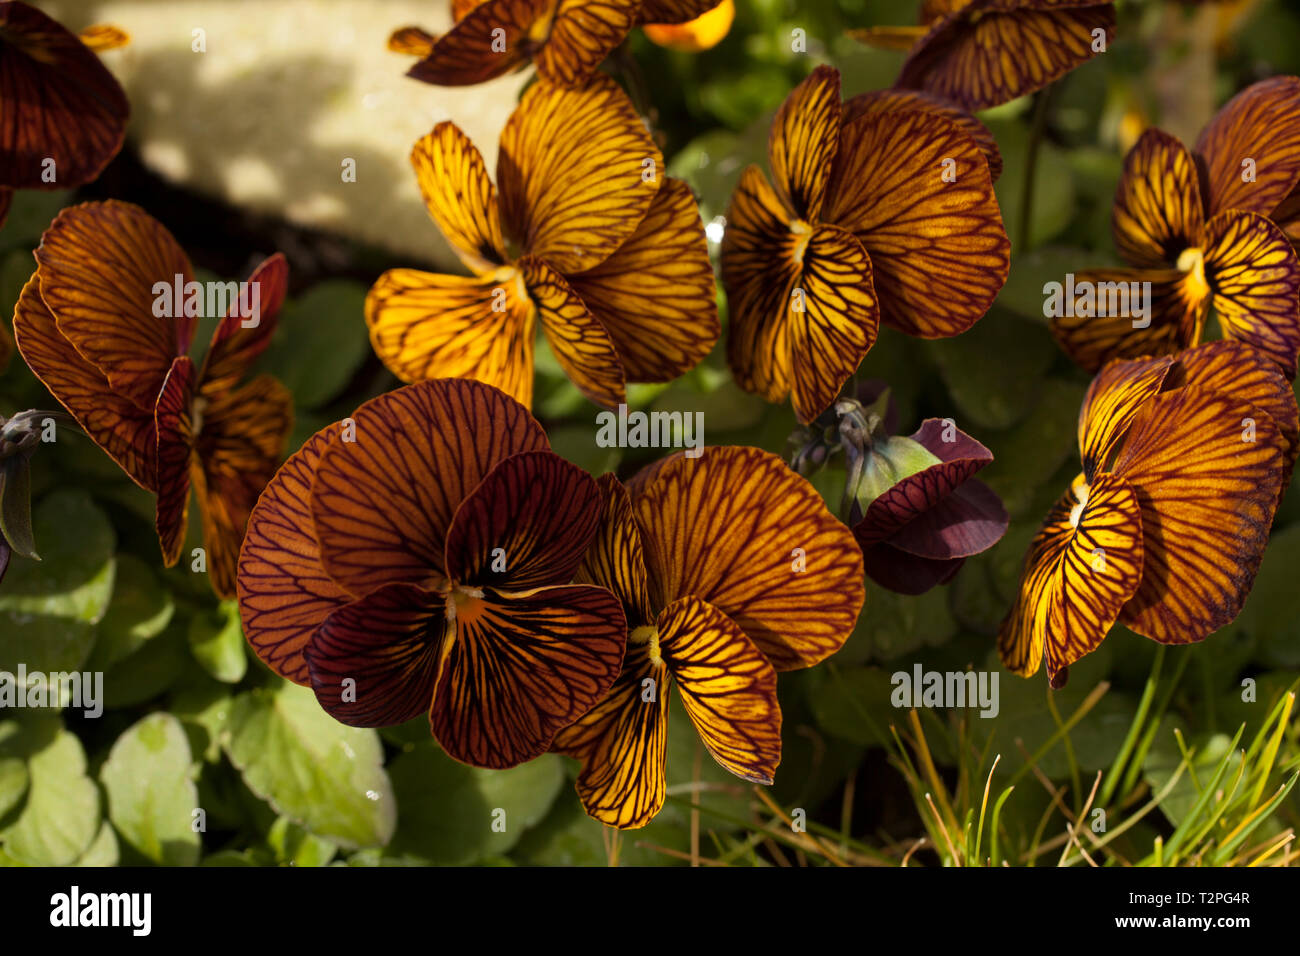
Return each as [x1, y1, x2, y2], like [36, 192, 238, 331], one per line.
[12, 272, 157, 490]
[305, 583, 447, 728]
[0, 2, 128, 189]
[1049, 267, 1208, 373]
[407, 0, 549, 87]
[237, 425, 351, 686]
[565, 177, 719, 383]
[1275, 184, 1300, 250]
[841, 87, 1002, 182]
[575, 474, 655, 628]
[657, 595, 781, 784]
[411, 123, 507, 274]
[635, 446, 865, 671]
[310, 380, 548, 596]
[824, 109, 1009, 338]
[875, 473, 1007, 562]
[194, 375, 293, 600]
[1202, 209, 1300, 378]
[1038, 471, 1144, 686]
[895, 0, 1115, 112]
[34, 201, 192, 408]
[533, 0, 639, 88]
[444, 450, 602, 590]
[431, 584, 626, 769]
[1111, 128, 1205, 269]
[519, 255, 625, 409]
[550, 640, 668, 829]
[788, 224, 879, 424]
[637, 0, 723, 24]
[387, 26, 437, 56]
[1113, 384, 1284, 644]
[365, 267, 536, 407]
[1077, 353, 1175, 481]
[768, 64, 841, 222]
[154, 356, 196, 568]
[453, 0, 491, 21]
[997, 485, 1074, 678]
[1194, 76, 1300, 219]
[720, 165, 800, 402]
[197, 253, 288, 399]
[498, 73, 661, 274]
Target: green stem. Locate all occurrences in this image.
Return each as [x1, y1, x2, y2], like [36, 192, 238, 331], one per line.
[1018, 87, 1053, 253]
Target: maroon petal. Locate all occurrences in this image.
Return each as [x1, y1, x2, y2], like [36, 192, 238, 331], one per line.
[887, 477, 1008, 560]
[863, 542, 964, 595]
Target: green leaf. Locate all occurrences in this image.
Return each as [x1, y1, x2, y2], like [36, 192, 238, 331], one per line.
[979, 378, 1088, 518]
[267, 815, 338, 867]
[100, 712, 201, 866]
[387, 744, 563, 864]
[100, 617, 191, 709]
[0, 756, 26, 823]
[88, 554, 174, 670]
[170, 680, 233, 764]
[259, 280, 371, 409]
[0, 717, 100, 865]
[1240, 523, 1300, 668]
[71, 820, 120, 867]
[807, 665, 896, 748]
[996, 245, 1118, 322]
[224, 681, 396, 850]
[929, 310, 1059, 429]
[187, 600, 248, 683]
[510, 789, 690, 866]
[0, 456, 37, 559]
[1144, 731, 1243, 828]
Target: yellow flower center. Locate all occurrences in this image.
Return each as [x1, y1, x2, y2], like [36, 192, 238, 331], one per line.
[790, 219, 812, 264]
[1176, 246, 1209, 297]
[1069, 479, 1090, 529]
[444, 584, 486, 626]
[629, 624, 663, 667]
[191, 396, 209, 438]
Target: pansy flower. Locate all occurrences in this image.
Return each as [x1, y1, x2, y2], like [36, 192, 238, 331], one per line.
[721, 66, 1010, 424]
[13, 201, 291, 598]
[552, 447, 865, 828]
[643, 0, 734, 52]
[0, 1, 129, 228]
[237, 379, 626, 768]
[366, 74, 717, 410]
[851, 0, 1116, 112]
[1052, 77, 1300, 377]
[391, 0, 725, 88]
[998, 339, 1298, 687]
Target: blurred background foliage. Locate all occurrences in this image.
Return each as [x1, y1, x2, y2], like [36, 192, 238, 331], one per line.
[2, 0, 1300, 866]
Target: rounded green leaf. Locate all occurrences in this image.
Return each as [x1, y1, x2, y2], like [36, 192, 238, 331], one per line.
[100, 712, 201, 866]
[187, 601, 248, 683]
[0, 718, 100, 865]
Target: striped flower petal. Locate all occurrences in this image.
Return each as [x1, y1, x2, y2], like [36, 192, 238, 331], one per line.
[498, 74, 662, 274]
[1077, 353, 1175, 481]
[411, 124, 507, 275]
[1113, 384, 1284, 644]
[310, 380, 548, 596]
[407, 0, 547, 87]
[637, 0, 724, 24]
[533, 0, 639, 88]
[365, 267, 536, 407]
[998, 487, 1074, 679]
[1111, 129, 1205, 270]
[431, 584, 626, 768]
[635, 446, 864, 671]
[575, 474, 655, 628]
[34, 201, 193, 408]
[1194, 76, 1300, 219]
[881, 476, 1007, 563]
[841, 87, 1003, 182]
[565, 177, 719, 383]
[237, 425, 351, 685]
[12, 273, 158, 490]
[824, 108, 1009, 338]
[154, 356, 196, 567]
[197, 253, 288, 399]
[768, 65, 841, 222]
[657, 595, 781, 784]
[305, 583, 447, 728]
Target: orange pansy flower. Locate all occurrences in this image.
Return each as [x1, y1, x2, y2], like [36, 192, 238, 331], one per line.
[366, 74, 717, 410]
[1052, 77, 1300, 377]
[553, 448, 865, 828]
[13, 201, 292, 598]
[998, 340, 1298, 686]
[721, 66, 1009, 424]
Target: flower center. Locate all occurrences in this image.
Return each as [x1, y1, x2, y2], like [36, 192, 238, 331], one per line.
[629, 624, 663, 667]
[191, 396, 209, 438]
[1176, 245, 1209, 296]
[1069, 482, 1090, 529]
[443, 584, 486, 626]
[790, 219, 812, 264]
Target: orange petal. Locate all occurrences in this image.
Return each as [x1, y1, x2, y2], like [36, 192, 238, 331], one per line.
[497, 73, 662, 273]
[365, 267, 536, 407]
[197, 253, 289, 399]
[1113, 384, 1284, 643]
[519, 255, 626, 408]
[0, 3, 127, 189]
[1194, 76, 1300, 219]
[34, 201, 192, 408]
[78, 24, 130, 51]
[637, 0, 725, 24]
[431, 584, 626, 768]
[565, 177, 719, 383]
[997, 486, 1074, 678]
[12, 272, 157, 490]
[1077, 354, 1175, 481]
[444, 450, 603, 590]
[842, 87, 1002, 182]
[453, 0, 491, 21]
[788, 224, 879, 424]
[768, 64, 841, 222]
[194, 375, 293, 599]
[576, 473, 655, 628]
[1111, 128, 1205, 270]
[634, 446, 864, 671]
[387, 26, 438, 57]
[895, 0, 1115, 112]
[533, 0, 639, 87]
[411, 124, 507, 274]
[154, 357, 196, 568]
[720, 165, 800, 402]
[237, 425, 351, 685]
[310, 380, 548, 596]
[1203, 209, 1300, 378]
[407, 0, 546, 86]
[656, 595, 781, 783]
[824, 108, 1009, 338]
